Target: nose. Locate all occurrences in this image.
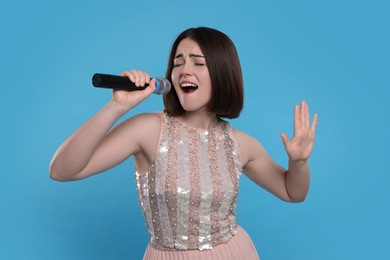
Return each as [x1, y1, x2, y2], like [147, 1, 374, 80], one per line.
[180, 62, 193, 77]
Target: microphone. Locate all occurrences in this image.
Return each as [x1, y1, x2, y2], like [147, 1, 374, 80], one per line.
[92, 73, 171, 95]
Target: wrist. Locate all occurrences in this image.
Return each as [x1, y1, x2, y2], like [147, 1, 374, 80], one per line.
[107, 99, 130, 117]
[288, 158, 308, 167]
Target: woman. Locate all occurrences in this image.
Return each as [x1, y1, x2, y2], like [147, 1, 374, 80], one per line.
[50, 27, 318, 259]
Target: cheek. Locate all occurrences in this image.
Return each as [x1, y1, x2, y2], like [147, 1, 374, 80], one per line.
[171, 69, 179, 85]
[198, 66, 210, 80]
[171, 70, 175, 81]
[200, 70, 212, 89]
[170, 70, 181, 93]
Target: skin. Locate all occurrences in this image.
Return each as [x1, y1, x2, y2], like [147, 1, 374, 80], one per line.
[236, 100, 318, 202]
[171, 38, 216, 129]
[49, 38, 318, 203]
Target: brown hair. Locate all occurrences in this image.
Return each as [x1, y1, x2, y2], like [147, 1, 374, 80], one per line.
[164, 27, 244, 119]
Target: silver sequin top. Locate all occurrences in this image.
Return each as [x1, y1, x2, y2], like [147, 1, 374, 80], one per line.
[135, 112, 242, 251]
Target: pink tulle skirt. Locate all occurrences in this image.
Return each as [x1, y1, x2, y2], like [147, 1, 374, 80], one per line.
[143, 226, 260, 260]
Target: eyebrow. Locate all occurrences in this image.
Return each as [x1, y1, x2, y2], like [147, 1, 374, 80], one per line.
[174, 53, 205, 59]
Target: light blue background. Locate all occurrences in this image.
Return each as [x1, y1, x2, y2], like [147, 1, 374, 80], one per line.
[1, 0, 389, 259]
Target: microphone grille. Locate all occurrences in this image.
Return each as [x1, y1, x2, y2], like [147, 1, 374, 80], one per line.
[154, 78, 172, 95]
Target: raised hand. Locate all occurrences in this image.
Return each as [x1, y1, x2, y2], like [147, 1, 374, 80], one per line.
[280, 100, 318, 162]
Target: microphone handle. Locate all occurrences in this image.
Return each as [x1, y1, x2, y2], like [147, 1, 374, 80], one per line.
[92, 73, 148, 91]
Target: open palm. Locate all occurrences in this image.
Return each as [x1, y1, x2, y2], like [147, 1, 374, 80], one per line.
[281, 100, 318, 162]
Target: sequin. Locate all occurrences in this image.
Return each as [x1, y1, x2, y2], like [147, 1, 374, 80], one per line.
[135, 112, 242, 251]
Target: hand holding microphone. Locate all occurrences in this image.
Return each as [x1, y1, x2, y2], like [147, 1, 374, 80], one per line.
[92, 70, 171, 112]
[92, 71, 171, 95]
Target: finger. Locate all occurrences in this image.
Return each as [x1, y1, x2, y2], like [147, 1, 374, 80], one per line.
[148, 78, 157, 93]
[129, 72, 137, 84]
[142, 71, 151, 85]
[294, 104, 301, 130]
[305, 101, 310, 128]
[137, 71, 148, 87]
[137, 71, 151, 87]
[120, 71, 134, 82]
[300, 100, 307, 129]
[280, 132, 290, 148]
[133, 70, 144, 86]
[126, 70, 140, 86]
[310, 114, 319, 134]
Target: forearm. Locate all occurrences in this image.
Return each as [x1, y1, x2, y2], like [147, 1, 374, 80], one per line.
[285, 160, 310, 202]
[49, 100, 127, 181]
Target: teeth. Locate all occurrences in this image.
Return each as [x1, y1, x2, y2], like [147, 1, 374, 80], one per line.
[181, 83, 198, 88]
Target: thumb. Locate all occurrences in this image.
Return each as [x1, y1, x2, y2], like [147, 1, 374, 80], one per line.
[280, 132, 290, 148]
[146, 78, 157, 94]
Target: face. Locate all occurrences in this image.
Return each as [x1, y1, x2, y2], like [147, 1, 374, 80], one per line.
[171, 38, 212, 114]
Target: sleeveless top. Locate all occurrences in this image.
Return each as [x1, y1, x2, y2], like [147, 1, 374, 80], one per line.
[135, 112, 242, 251]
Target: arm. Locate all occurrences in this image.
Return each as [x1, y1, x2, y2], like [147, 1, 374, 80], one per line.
[237, 100, 318, 202]
[49, 70, 157, 181]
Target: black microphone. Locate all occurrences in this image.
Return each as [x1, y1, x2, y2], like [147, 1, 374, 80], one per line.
[92, 73, 171, 95]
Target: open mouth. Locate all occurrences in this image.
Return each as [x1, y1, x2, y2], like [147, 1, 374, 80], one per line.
[181, 83, 198, 94]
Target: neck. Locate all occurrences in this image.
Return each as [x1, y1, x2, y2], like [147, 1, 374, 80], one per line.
[177, 111, 218, 130]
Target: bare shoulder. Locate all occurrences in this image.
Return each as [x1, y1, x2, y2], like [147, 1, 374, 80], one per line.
[125, 113, 164, 170]
[129, 111, 162, 145]
[119, 112, 161, 132]
[124, 112, 161, 124]
[231, 128, 259, 148]
[232, 128, 251, 141]
[108, 112, 162, 148]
